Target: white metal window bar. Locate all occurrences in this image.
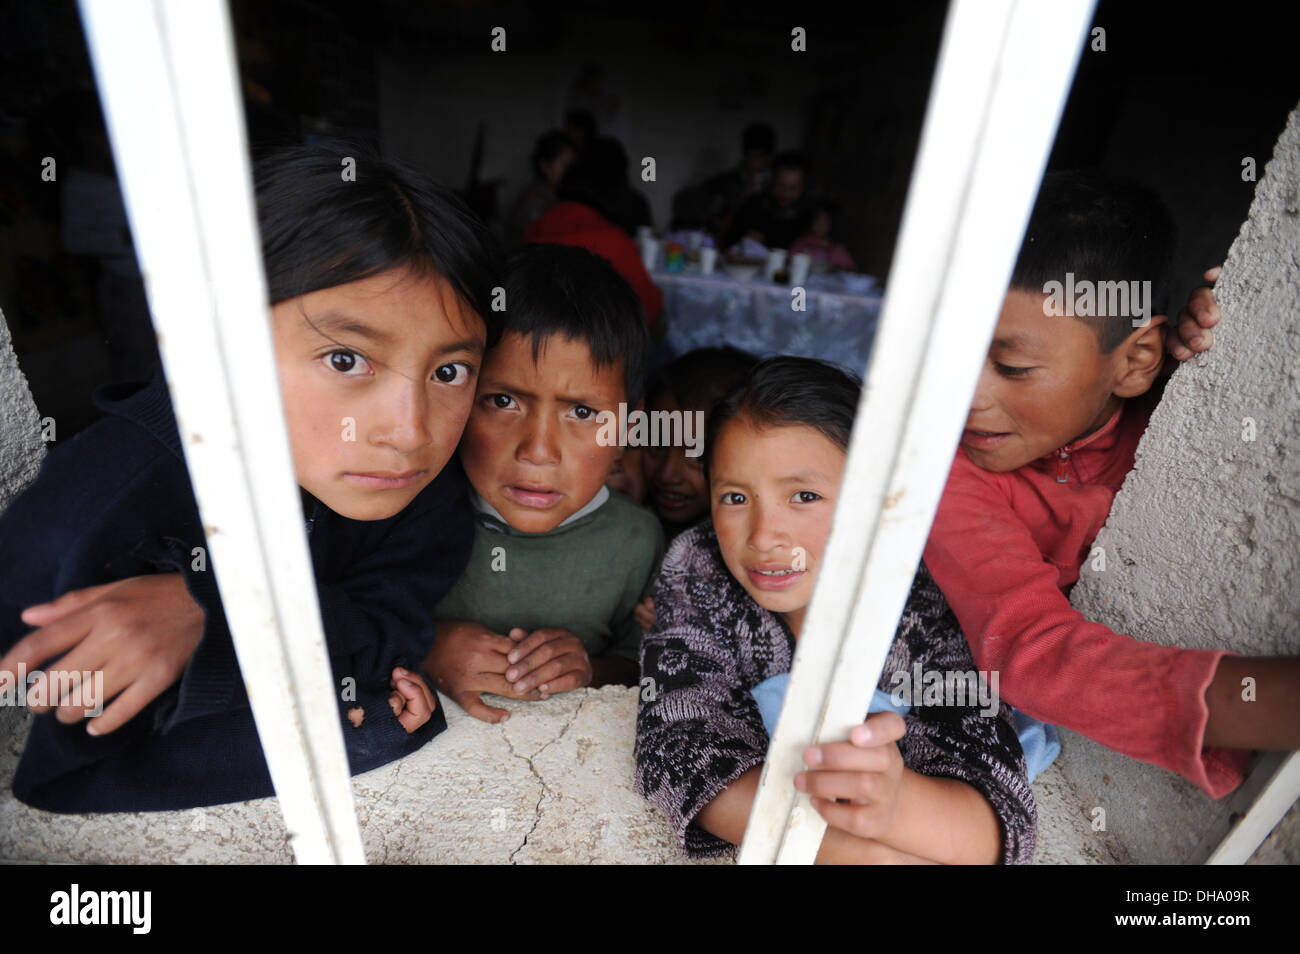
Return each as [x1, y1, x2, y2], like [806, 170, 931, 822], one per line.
[738, 0, 1098, 864]
[79, 0, 364, 864]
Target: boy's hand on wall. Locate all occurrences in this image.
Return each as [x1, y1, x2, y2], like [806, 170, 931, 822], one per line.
[387, 667, 437, 733]
[795, 711, 906, 843]
[505, 627, 592, 697]
[1167, 266, 1222, 362]
[422, 621, 543, 724]
[633, 597, 655, 634]
[2, 573, 203, 735]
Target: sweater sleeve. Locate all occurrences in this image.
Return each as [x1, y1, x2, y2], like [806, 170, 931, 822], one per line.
[889, 564, 1037, 865]
[923, 453, 1245, 798]
[633, 535, 768, 856]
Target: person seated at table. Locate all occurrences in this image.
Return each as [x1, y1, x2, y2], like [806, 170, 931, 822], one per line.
[790, 199, 856, 272]
[525, 146, 663, 326]
[671, 122, 776, 235]
[587, 136, 654, 238]
[502, 129, 576, 246]
[563, 108, 597, 155]
[720, 151, 815, 252]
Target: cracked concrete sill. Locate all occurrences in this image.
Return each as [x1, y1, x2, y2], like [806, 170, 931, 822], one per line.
[1, 685, 1128, 865]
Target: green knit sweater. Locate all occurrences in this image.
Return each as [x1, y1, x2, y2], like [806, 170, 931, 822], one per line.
[434, 488, 665, 662]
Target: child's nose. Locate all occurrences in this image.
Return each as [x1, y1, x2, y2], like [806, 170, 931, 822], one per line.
[748, 502, 787, 552]
[373, 381, 433, 453]
[518, 412, 560, 466]
[970, 364, 997, 413]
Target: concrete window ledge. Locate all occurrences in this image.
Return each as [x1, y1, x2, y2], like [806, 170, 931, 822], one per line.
[3, 688, 1122, 865]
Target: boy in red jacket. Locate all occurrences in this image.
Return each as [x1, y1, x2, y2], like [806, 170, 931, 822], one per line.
[924, 171, 1300, 798]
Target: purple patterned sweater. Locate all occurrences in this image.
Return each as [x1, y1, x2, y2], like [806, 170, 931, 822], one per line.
[634, 522, 1037, 864]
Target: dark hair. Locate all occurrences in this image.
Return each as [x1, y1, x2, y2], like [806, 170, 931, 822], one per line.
[705, 356, 861, 471]
[650, 347, 759, 416]
[741, 122, 776, 155]
[563, 108, 597, 143]
[501, 243, 649, 405]
[253, 140, 503, 345]
[531, 129, 575, 179]
[555, 136, 628, 217]
[772, 150, 809, 175]
[1011, 170, 1176, 352]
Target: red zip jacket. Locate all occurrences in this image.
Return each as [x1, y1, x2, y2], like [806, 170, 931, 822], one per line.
[923, 384, 1248, 797]
[524, 201, 663, 326]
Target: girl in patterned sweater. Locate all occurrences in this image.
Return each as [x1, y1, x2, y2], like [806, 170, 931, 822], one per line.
[634, 357, 1036, 863]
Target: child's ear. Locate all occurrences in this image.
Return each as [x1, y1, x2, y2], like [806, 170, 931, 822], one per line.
[1112, 314, 1168, 398]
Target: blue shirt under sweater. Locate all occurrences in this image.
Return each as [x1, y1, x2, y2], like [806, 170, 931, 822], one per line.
[0, 371, 474, 813]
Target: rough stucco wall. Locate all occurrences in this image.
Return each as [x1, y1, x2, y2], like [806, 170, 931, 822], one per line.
[1065, 103, 1300, 864]
[2, 682, 1125, 864]
[0, 309, 45, 513]
[1, 688, 727, 864]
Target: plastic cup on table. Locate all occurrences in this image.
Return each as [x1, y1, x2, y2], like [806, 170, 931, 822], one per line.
[639, 236, 659, 272]
[789, 252, 813, 286]
[699, 246, 718, 275]
[764, 249, 788, 281]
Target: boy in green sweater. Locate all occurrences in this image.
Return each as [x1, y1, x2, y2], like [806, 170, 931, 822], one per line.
[424, 245, 665, 723]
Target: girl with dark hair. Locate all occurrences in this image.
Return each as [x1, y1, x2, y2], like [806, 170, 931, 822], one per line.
[0, 142, 501, 812]
[634, 356, 1038, 863]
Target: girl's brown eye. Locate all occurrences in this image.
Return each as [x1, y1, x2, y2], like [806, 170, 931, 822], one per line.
[434, 363, 470, 386]
[326, 351, 367, 374]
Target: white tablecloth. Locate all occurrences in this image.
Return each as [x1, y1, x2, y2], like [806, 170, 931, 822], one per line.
[653, 269, 882, 375]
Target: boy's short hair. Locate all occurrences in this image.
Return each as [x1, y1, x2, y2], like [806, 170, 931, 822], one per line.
[650, 346, 759, 416]
[1011, 170, 1176, 352]
[502, 243, 650, 405]
[253, 140, 503, 345]
[706, 356, 862, 470]
[772, 151, 809, 176]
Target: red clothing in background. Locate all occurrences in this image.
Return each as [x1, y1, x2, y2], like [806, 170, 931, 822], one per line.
[524, 201, 663, 326]
[923, 386, 1248, 798]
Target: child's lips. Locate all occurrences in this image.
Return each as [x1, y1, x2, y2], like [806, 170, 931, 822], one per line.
[746, 564, 805, 591]
[343, 469, 425, 490]
[962, 428, 1011, 450]
[653, 488, 696, 512]
[506, 485, 564, 509]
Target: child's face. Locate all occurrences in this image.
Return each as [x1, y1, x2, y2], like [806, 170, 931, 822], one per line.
[461, 331, 625, 533]
[643, 392, 710, 525]
[606, 445, 646, 504]
[962, 288, 1159, 473]
[710, 417, 843, 638]
[271, 267, 485, 521]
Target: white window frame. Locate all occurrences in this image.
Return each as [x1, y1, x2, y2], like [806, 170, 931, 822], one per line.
[79, 0, 364, 864]
[75, 0, 1296, 866]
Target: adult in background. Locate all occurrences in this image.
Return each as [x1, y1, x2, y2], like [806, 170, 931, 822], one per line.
[721, 150, 815, 252]
[672, 123, 775, 236]
[502, 129, 576, 245]
[525, 146, 663, 327]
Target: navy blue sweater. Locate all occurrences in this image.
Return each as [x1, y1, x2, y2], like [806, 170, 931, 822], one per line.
[0, 372, 473, 812]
